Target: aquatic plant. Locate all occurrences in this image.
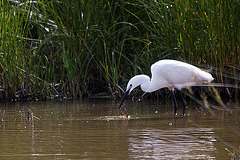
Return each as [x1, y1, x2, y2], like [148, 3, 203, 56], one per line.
[225, 148, 240, 160]
[0, 0, 239, 100]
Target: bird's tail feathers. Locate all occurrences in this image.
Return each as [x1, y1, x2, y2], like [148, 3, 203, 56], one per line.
[193, 70, 214, 83]
[201, 71, 214, 82]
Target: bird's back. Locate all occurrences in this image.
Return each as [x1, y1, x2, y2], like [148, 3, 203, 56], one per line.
[150, 59, 213, 90]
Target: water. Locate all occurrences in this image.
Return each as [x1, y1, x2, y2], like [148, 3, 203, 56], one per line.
[0, 99, 239, 159]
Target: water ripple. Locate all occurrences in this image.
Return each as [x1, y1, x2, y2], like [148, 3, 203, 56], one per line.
[128, 128, 216, 159]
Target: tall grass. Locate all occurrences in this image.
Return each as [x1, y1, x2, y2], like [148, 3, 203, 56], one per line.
[0, 0, 239, 100]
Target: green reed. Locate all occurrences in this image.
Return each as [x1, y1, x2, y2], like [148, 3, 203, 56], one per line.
[0, 0, 239, 100]
[0, 1, 29, 100]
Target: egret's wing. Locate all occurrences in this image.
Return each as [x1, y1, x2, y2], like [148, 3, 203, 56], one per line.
[150, 60, 213, 90]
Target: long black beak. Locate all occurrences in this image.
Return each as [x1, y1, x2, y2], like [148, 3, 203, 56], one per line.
[119, 84, 132, 117]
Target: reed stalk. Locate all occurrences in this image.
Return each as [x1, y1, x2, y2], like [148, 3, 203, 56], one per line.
[0, 0, 239, 100]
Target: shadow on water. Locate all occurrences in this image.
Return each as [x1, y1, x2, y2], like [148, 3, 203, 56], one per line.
[0, 99, 239, 159]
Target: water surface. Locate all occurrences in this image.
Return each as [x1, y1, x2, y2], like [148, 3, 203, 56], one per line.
[0, 99, 239, 159]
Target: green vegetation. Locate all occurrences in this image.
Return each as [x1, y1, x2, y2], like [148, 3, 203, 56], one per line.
[225, 147, 240, 160]
[0, 0, 239, 101]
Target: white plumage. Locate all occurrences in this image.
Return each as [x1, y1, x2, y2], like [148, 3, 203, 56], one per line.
[127, 59, 213, 93]
[119, 59, 214, 116]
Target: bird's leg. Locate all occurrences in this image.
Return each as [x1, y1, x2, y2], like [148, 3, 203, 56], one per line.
[171, 90, 178, 116]
[180, 91, 186, 116]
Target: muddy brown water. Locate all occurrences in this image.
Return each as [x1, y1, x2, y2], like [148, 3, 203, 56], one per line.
[0, 99, 239, 159]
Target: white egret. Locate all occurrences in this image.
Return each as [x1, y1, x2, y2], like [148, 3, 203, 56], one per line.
[119, 59, 214, 116]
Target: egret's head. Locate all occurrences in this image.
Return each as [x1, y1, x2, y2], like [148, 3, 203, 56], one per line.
[126, 75, 150, 93]
[119, 75, 150, 112]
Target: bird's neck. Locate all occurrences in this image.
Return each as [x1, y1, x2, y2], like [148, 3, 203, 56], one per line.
[140, 78, 155, 93]
[140, 76, 166, 93]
